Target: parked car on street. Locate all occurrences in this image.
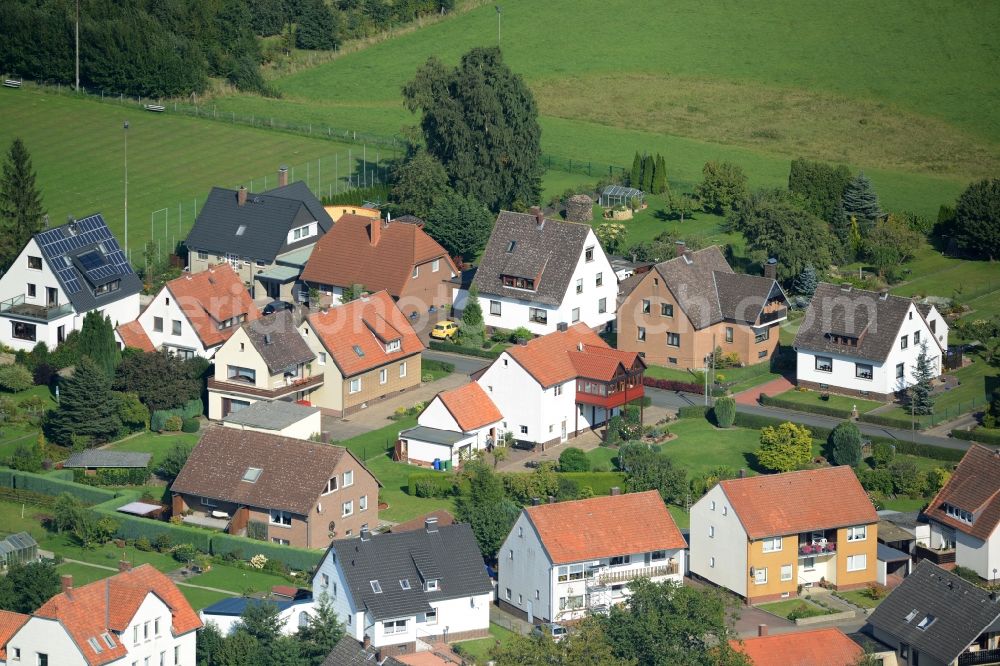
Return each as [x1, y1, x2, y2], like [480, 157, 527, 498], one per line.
[532, 623, 568, 642]
[263, 300, 294, 316]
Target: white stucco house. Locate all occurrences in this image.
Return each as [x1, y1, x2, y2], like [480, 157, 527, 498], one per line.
[497, 490, 686, 623]
[311, 518, 492, 658]
[468, 209, 619, 336]
[923, 444, 1000, 581]
[199, 596, 316, 637]
[397, 382, 503, 469]
[475, 322, 645, 448]
[793, 283, 949, 400]
[0, 214, 141, 352]
[0, 564, 200, 666]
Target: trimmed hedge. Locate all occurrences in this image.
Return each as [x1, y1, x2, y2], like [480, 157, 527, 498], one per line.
[858, 412, 925, 430]
[677, 405, 710, 419]
[759, 393, 854, 419]
[0, 468, 118, 505]
[407, 472, 460, 497]
[100, 509, 213, 553]
[951, 428, 1000, 446]
[151, 398, 204, 432]
[427, 340, 503, 359]
[560, 472, 626, 496]
[643, 376, 704, 394]
[210, 533, 319, 571]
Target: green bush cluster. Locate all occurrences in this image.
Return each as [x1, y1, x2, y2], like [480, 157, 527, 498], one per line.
[712, 397, 736, 428]
[150, 398, 203, 432]
[0, 364, 34, 392]
[180, 418, 200, 433]
[427, 340, 503, 359]
[951, 428, 1000, 446]
[408, 473, 459, 497]
[72, 467, 151, 487]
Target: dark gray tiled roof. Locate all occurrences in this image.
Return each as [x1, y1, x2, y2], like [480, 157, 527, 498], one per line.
[866, 561, 1000, 664]
[222, 400, 319, 431]
[185, 181, 333, 262]
[63, 450, 152, 468]
[33, 214, 142, 315]
[472, 212, 592, 307]
[243, 310, 315, 374]
[329, 523, 491, 622]
[714, 271, 781, 323]
[875, 542, 909, 563]
[321, 635, 378, 665]
[398, 426, 466, 447]
[793, 282, 916, 363]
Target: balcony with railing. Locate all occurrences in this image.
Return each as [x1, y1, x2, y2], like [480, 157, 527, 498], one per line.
[208, 372, 324, 400]
[915, 543, 956, 565]
[959, 647, 1000, 666]
[576, 373, 645, 409]
[0, 295, 73, 321]
[798, 541, 837, 557]
[757, 299, 788, 326]
[591, 563, 679, 586]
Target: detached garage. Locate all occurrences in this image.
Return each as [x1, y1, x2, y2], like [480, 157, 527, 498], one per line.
[396, 383, 503, 469]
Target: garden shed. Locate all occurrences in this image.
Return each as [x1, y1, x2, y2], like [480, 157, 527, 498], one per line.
[600, 185, 645, 208]
[0, 531, 38, 568]
[63, 450, 152, 475]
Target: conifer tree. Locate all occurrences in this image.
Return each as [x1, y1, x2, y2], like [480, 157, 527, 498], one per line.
[792, 264, 818, 297]
[641, 154, 655, 193]
[652, 154, 668, 195]
[0, 138, 45, 271]
[44, 357, 122, 446]
[77, 312, 121, 377]
[909, 341, 936, 416]
[630, 152, 642, 188]
[842, 171, 882, 221]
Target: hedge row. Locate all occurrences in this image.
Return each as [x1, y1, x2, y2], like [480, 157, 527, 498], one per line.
[951, 428, 1000, 446]
[759, 393, 854, 419]
[677, 405, 710, 419]
[642, 376, 704, 394]
[858, 412, 926, 430]
[210, 533, 319, 571]
[407, 472, 459, 497]
[0, 486, 59, 507]
[73, 467, 151, 487]
[560, 472, 626, 496]
[151, 398, 204, 432]
[0, 469, 118, 505]
[427, 340, 503, 359]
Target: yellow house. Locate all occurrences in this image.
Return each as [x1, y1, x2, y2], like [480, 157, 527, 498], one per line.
[690, 466, 878, 604]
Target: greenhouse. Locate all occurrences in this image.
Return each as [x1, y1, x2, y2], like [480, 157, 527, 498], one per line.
[600, 184, 645, 208]
[0, 531, 38, 568]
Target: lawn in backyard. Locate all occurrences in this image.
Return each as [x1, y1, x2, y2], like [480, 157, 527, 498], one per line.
[772, 389, 884, 414]
[338, 416, 416, 461]
[187, 565, 291, 596]
[835, 589, 884, 610]
[0, 499, 52, 540]
[56, 561, 118, 586]
[757, 599, 835, 620]
[875, 352, 994, 426]
[179, 586, 234, 611]
[656, 417, 765, 476]
[38, 533, 180, 572]
[105, 431, 201, 470]
[585, 446, 618, 472]
[0, 385, 58, 459]
[363, 453, 457, 524]
[454, 623, 519, 665]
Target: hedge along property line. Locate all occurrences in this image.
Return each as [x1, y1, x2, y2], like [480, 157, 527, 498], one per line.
[427, 340, 503, 360]
[858, 412, 928, 431]
[642, 376, 704, 394]
[0, 468, 119, 505]
[209, 533, 319, 572]
[759, 393, 855, 419]
[150, 398, 204, 432]
[559, 472, 627, 495]
[951, 428, 1000, 446]
[728, 412, 965, 462]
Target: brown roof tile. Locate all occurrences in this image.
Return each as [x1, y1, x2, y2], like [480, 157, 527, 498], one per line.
[306, 291, 423, 377]
[720, 466, 877, 539]
[33, 564, 201, 666]
[925, 444, 1000, 541]
[171, 428, 374, 516]
[166, 264, 259, 349]
[116, 320, 154, 352]
[437, 383, 502, 432]
[730, 628, 863, 666]
[525, 490, 686, 564]
[301, 215, 455, 297]
[0, 609, 29, 661]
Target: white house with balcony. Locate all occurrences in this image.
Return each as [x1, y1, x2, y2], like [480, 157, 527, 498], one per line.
[497, 491, 686, 623]
[793, 283, 948, 400]
[0, 214, 141, 351]
[467, 209, 619, 335]
[311, 518, 492, 658]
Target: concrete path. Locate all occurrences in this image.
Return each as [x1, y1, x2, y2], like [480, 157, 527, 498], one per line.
[495, 430, 604, 472]
[733, 376, 794, 406]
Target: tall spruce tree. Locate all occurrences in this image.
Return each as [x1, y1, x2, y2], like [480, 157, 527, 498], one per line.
[630, 152, 642, 188]
[44, 357, 122, 446]
[77, 312, 121, 377]
[0, 138, 46, 271]
[640, 154, 655, 193]
[402, 47, 542, 211]
[792, 264, 818, 297]
[652, 154, 668, 195]
[909, 341, 936, 416]
[842, 171, 882, 221]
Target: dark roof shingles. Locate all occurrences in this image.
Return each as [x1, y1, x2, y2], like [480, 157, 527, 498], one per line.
[243, 310, 315, 374]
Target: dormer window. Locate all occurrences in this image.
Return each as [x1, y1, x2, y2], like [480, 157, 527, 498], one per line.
[94, 279, 120, 296]
[502, 275, 535, 291]
[385, 339, 401, 353]
[944, 503, 973, 524]
[425, 579, 439, 592]
[292, 224, 313, 241]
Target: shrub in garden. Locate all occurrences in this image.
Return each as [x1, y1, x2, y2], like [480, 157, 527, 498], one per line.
[558, 447, 590, 472]
[829, 421, 862, 466]
[172, 543, 197, 563]
[713, 397, 736, 428]
[871, 442, 895, 467]
[180, 417, 199, 433]
[153, 533, 173, 553]
[0, 364, 34, 392]
[163, 415, 183, 432]
[133, 536, 153, 552]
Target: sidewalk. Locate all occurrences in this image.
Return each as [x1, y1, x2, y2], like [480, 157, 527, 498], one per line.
[734, 376, 794, 406]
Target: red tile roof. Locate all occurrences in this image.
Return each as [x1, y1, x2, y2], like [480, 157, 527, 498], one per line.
[730, 628, 863, 666]
[437, 383, 502, 432]
[525, 490, 686, 564]
[925, 444, 1000, 541]
[301, 215, 457, 298]
[33, 564, 201, 666]
[166, 264, 259, 349]
[306, 290, 423, 377]
[720, 466, 877, 539]
[505, 323, 640, 388]
[116, 320, 154, 352]
[0, 609, 29, 660]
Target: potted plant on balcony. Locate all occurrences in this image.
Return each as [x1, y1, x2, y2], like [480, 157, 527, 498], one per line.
[801, 544, 814, 555]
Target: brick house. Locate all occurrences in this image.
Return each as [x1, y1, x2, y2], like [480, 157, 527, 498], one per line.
[617, 244, 788, 369]
[298, 290, 424, 417]
[171, 428, 379, 548]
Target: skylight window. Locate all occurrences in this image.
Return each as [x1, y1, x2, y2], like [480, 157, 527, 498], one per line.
[87, 637, 104, 653]
[400, 579, 411, 590]
[916, 614, 936, 630]
[352, 345, 365, 357]
[904, 609, 918, 623]
[242, 467, 262, 483]
[371, 580, 382, 594]
[101, 633, 115, 648]
[236, 225, 247, 236]
[506, 240, 516, 253]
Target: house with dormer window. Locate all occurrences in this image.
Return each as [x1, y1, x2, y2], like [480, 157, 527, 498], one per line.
[171, 428, 379, 547]
[298, 290, 423, 417]
[311, 518, 492, 658]
[469, 209, 618, 335]
[0, 214, 141, 351]
[498, 491, 686, 623]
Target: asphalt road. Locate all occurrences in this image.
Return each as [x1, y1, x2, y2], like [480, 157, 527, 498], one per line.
[424, 349, 492, 377]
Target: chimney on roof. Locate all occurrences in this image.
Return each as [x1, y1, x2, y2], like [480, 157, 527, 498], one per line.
[425, 517, 438, 533]
[675, 241, 686, 257]
[61, 574, 73, 595]
[879, 290, 889, 301]
[531, 206, 544, 229]
[237, 186, 248, 207]
[557, 322, 569, 332]
[739, 468, 746, 478]
[763, 258, 777, 280]
[369, 219, 381, 246]
[841, 283, 853, 293]
[278, 165, 288, 187]
[118, 559, 132, 573]
[363, 634, 371, 650]
[610, 486, 621, 496]
[531, 497, 541, 506]
[758, 624, 768, 637]
[360, 526, 371, 541]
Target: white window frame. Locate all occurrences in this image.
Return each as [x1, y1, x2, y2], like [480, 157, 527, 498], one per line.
[269, 510, 292, 526]
[379, 368, 387, 385]
[318, 352, 326, 365]
[490, 300, 501, 316]
[349, 377, 361, 394]
[846, 554, 867, 572]
[571, 307, 580, 323]
[780, 564, 793, 581]
[754, 567, 767, 585]
[359, 495, 368, 511]
[342, 500, 354, 517]
[846, 525, 867, 542]
[343, 470, 354, 487]
[323, 476, 338, 495]
[399, 361, 407, 378]
[815, 355, 833, 372]
[576, 278, 583, 294]
[432, 259, 440, 272]
[762, 537, 782, 553]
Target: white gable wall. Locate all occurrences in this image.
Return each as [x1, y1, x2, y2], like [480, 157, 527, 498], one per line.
[498, 512, 554, 622]
[7, 617, 88, 666]
[418, 396, 460, 431]
[689, 484, 748, 598]
[312, 552, 365, 642]
[138, 285, 211, 358]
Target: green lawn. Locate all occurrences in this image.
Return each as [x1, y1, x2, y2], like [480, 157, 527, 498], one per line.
[38, 533, 180, 572]
[454, 623, 519, 665]
[56, 561, 117, 586]
[773, 388, 884, 414]
[646, 365, 702, 383]
[105, 431, 201, 470]
[880, 496, 928, 513]
[339, 416, 416, 461]
[756, 599, 834, 620]
[178, 586, 234, 611]
[659, 418, 764, 476]
[0, 385, 58, 460]
[187, 565, 290, 596]
[363, 453, 457, 523]
[835, 589, 884, 610]
[875, 353, 994, 426]
[0, 499, 52, 541]
[669, 505, 690, 530]
[585, 447, 618, 472]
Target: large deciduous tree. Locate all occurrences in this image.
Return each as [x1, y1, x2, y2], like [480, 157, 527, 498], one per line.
[424, 190, 494, 261]
[0, 560, 60, 614]
[694, 160, 748, 215]
[402, 47, 542, 211]
[618, 442, 687, 504]
[863, 214, 921, 278]
[391, 149, 451, 220]
[952, 178, 1000, 260]
[0, 138, 46, 271]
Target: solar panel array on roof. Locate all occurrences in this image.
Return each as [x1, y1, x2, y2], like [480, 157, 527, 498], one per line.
[35, 214, 134, 296]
